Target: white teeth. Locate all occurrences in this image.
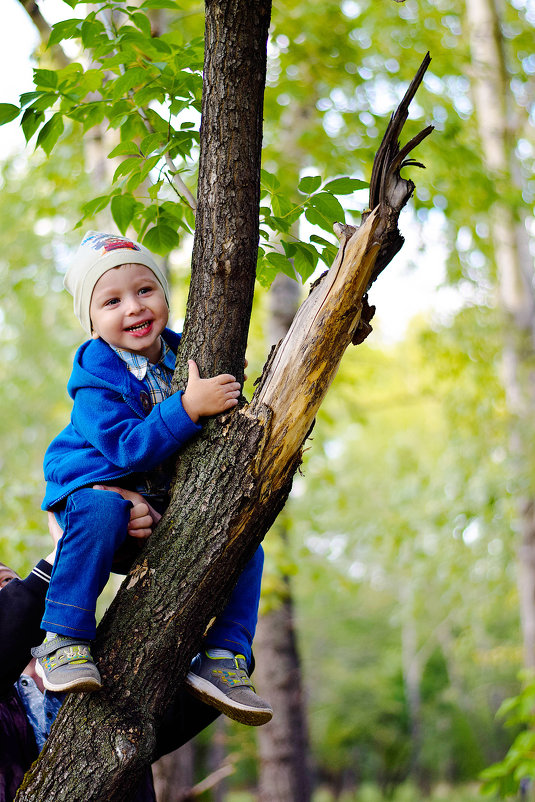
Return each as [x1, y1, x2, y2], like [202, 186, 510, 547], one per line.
[127, 322, 149, 332]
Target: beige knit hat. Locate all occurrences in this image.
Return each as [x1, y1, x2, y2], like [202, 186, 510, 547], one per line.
[64, 231, 170, 334]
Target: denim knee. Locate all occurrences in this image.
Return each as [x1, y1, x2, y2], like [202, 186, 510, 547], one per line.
[64, 487, 132, 554]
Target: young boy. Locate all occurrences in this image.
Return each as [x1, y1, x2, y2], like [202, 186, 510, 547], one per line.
[32, 231, 272, 726]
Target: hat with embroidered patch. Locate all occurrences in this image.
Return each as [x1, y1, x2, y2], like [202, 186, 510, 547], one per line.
[64, 231, 170, 334]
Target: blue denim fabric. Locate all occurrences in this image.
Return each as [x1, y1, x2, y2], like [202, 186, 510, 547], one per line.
[205, 545, 264, 666]
[43, 487, 264, 662]
[16, 676, 63, 752]
[43, 488, 132, 640]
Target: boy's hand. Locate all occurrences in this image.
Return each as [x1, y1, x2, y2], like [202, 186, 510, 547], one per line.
[182, 359, 241, 423]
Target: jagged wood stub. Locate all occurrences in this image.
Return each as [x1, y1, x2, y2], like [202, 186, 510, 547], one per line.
[247, 53, 434, 490]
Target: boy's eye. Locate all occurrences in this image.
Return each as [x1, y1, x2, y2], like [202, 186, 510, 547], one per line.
[139, 286, 152, 295]
[104, 297, 120, 307]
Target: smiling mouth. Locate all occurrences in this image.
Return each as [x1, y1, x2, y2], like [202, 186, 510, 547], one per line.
[125, 321, 152, 333]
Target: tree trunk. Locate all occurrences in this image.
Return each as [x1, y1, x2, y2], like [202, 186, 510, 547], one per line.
[17, 31, 432, 802]
[399, 583, 425, 791]
[152, 742, 195, 802]
[464, 0, 535, 669]
[255, 565, 312, 802]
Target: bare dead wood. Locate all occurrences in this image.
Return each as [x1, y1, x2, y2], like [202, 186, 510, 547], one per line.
[248, 53, 433, 494]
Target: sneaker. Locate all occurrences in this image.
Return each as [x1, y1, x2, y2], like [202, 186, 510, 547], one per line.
[31, 636, 102, 693]
[186, 652, 273, 726]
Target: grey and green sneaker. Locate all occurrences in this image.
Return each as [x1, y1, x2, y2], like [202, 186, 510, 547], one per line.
[31, 636, 102, 693]
[185, 652, 273, 726]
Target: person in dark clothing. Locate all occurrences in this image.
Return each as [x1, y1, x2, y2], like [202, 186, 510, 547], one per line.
[0, 507, 219, 802]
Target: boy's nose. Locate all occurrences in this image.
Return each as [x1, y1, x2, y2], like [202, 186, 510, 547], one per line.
[125, 294, 144, 313]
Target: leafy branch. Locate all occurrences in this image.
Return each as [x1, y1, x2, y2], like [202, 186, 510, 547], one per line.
[1, 0, 369, 283]
[480, 672, 535, 797]
[258, 170, 369, 286]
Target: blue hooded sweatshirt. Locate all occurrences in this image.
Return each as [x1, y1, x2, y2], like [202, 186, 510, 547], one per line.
[42, 328, 201, 510]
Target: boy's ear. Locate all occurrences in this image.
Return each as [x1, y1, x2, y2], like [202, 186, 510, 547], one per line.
[91, 329, 99, 340]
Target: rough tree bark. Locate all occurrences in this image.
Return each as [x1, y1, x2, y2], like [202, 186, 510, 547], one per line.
[17, 2, 433, 794]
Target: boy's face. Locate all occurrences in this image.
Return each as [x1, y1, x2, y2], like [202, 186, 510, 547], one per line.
[90, 263, 169, 363]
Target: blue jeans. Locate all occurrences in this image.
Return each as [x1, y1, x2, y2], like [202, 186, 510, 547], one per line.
[43, 488, 263, 663]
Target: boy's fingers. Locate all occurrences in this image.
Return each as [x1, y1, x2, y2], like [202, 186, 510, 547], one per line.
[187, 360, 200, 381]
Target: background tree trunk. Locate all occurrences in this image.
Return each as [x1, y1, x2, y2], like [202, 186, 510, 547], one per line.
[152, 742, 195, 802]
[255, 544, 312, 802]
[465, 0, 535, 669]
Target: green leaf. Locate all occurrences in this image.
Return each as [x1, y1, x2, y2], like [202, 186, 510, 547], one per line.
[47, 18, 81, 48]
[310, 234, 336, 248]
[261, 169, 280, 193]
[33, 69, 58, 90]
[305, 206, 335, 234]
[111, 194, 139, 234]
[113, 68, 150, 99]
[130, 11, 152, 37]
[21, 108, 44, 141]
[272, 193, 294, 219]
[81, 69, 103, 94]
[256, 249, 280, 288]
[144, 108, 168, 134]
[140, 0, 180, 8]
[80, 16, 105, 49]
[0, 104, 20, 126]
[133, 85, 166, 107]
[148, 181, 164, 200]
[113, 157, 142, 183]
[323, 177, 369, 194]
[256, 263, 279, 289]
[291, 241, 319, 282]
[298, 175, 322, 194]
[309, 192, 345, 221]
[266, 251, 297, 280]
[19, 92, 44, 109]
[80, 104, 105, 131]
[139, 155, 161, 180]
[35, 113, 64, 155]
[142, 224, 179, 255]
[80, 194, 113, 220]
[108, 141, 140, 159]
[27, 93, 57, 113]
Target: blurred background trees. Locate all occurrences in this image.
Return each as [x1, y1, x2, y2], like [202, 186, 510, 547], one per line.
[1, 0, 534, 798]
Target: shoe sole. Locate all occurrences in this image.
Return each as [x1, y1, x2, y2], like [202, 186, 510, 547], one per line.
[35, 659, 102, 693]
[186, 672, 273, 726]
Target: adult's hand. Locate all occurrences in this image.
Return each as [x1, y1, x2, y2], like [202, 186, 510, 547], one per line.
[92, 485, 162, 539]
[45, 512, 63, 565]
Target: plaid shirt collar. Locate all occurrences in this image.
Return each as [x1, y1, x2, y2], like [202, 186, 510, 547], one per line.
[111, 338, 175, 381]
